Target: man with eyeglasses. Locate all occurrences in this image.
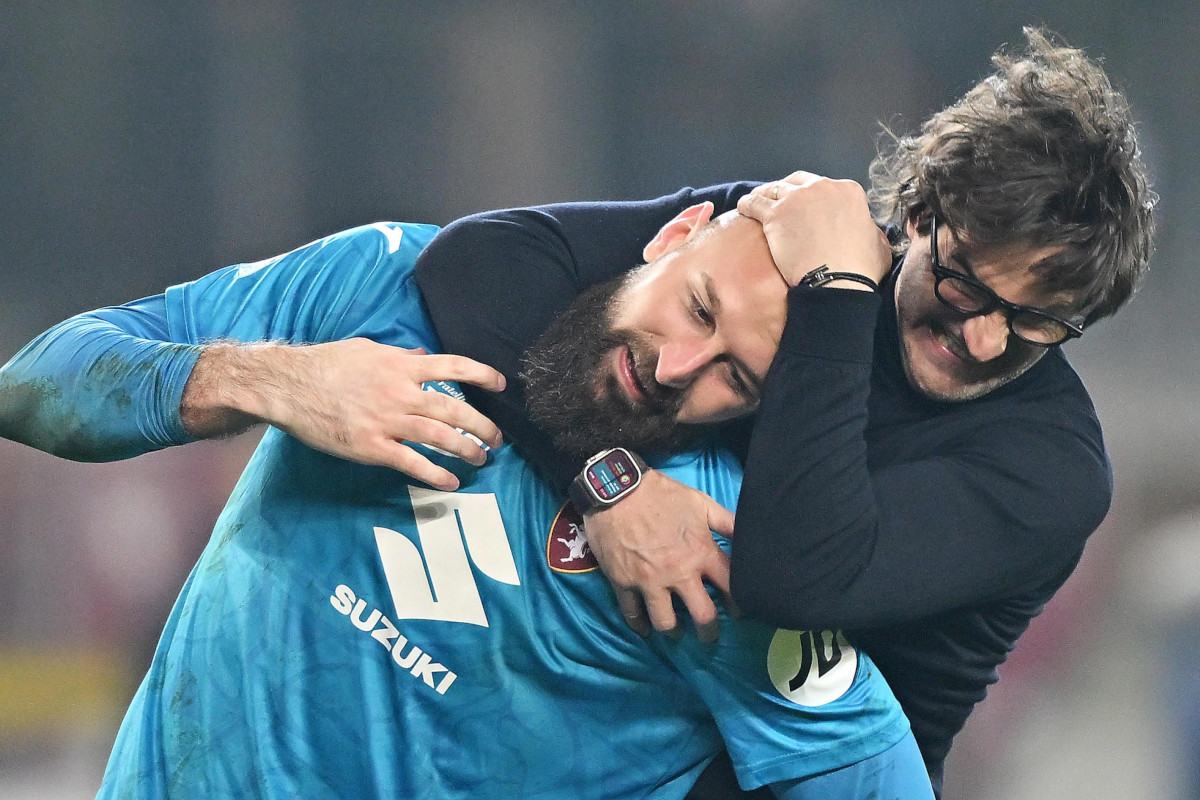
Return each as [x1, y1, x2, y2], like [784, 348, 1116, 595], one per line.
[414, 28, 1155, 799]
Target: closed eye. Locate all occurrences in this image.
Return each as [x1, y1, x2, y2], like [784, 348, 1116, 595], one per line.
[726, 363, 758, 405]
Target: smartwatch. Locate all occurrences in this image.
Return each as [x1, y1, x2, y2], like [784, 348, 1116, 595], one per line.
[568, 448, 649, 514]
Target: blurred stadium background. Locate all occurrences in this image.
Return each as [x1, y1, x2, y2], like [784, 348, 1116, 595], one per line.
[1, 3, 1196, 798]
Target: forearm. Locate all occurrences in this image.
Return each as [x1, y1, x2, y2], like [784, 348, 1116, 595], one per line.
[178, 340, 358, 441]
[731, 289, 1108, 631]
[731, 287, 883, 629]
[0, 307, 201, 461]
[0, 300, 331, 461]
[178, 341, 297, 438]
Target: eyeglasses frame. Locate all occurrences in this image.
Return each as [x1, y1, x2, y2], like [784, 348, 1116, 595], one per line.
[928, 215, 1084, 347]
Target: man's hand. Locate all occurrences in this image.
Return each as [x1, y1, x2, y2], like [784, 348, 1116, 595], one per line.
[180, 338, 505, 490]
[737, 171, 893, 288]
[582, 469, 736, 643]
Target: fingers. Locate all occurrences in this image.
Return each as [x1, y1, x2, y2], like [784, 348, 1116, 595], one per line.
[736, 190, 771, 223]
[422, 391, 503, 450]
[376, 441, 460, 491]
[676, 580, 721, 644]
[615, 589, 651, 638]
[642, 588, 680, 637]
[778, 170, 826, 187]
[683, 539, 732, 643]
[400, 415, 491, 466]
[415, 353, 507, 393]
[739, 171, 859, 213]
[701, 544, 732, 602]
[706, 499, 735, 538]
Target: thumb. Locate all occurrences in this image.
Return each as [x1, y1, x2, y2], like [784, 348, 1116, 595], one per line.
[706, 499, 735, 538]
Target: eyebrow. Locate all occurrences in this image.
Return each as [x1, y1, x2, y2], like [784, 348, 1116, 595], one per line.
[700, 272, 764, 402]
[948, 248, 979, 279]
[949, 250, 1078, 318]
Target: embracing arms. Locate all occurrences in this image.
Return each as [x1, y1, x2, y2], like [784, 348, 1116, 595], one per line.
[414, 176, 1112, 633]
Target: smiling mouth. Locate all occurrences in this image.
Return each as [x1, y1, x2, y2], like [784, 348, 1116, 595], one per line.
[929, 322, 974, 364]
[619, 346, 649, 401]
[617, 344, 672, 411]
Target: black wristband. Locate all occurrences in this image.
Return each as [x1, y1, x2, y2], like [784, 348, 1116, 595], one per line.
[797, 265, 880, 293]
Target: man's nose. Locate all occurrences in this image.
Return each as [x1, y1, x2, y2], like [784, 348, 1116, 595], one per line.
[962, 310, 1010, 361]
[655, 338, 719, 388]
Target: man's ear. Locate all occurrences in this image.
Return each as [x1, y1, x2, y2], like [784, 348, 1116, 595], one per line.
[642, 202, 715, 262]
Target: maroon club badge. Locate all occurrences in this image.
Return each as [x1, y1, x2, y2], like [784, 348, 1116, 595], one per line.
[546, 502, 598, 574]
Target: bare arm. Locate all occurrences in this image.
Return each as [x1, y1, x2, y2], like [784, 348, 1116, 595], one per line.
[180, 339, 505, 489]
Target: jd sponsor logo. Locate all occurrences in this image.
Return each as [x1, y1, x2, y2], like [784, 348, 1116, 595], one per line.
[766, 629, 857, 707]
[330, 583, 459, 695]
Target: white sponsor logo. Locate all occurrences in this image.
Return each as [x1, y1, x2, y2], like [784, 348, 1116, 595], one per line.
[374, 487, 519, 628]
[329, 488, 519, 695]
[766, 629, 857, 707]
[330, 584, 458, 695]
[371, 221, 404, 253]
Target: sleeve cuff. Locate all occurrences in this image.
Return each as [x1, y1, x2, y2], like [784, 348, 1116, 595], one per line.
[143, 342, 204, 448]
[777, 286, 881, 363]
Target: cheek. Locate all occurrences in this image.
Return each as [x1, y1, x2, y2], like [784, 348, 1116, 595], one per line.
[622, 299, 682, 341]
[677, 378, 745, 424]
[896, 260, 933, 308]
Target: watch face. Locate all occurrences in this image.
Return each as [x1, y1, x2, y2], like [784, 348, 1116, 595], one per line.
[586, 451, 639, 502]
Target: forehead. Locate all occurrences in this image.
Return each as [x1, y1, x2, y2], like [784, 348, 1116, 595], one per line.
[688, 213, 779, 278]
[687, 216, 788, 367]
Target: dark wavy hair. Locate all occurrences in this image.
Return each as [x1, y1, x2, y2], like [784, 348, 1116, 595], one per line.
[868, 27, 1156, 326]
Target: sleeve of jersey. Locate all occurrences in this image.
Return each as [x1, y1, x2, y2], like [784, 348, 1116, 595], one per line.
[730, 287, 1113, 631]
[662, 619, 910, 791]
[0, 295, 201, 461]
[413, 183, 759, 492]
[164, 222, 441, 350]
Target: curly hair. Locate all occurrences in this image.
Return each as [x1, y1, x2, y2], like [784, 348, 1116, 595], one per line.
[868, 27, 1156, 326]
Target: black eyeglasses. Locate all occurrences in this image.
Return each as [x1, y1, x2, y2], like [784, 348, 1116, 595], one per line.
[929, 215, 1084, 346]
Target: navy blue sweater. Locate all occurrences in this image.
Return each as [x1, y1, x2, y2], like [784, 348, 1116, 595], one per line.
[414, 184, 1112, 798]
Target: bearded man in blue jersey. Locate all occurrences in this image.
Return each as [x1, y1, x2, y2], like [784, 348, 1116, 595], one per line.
[0, 207, 930, 798]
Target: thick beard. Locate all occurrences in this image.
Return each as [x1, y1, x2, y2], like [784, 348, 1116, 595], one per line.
[520, 278, 698, 458]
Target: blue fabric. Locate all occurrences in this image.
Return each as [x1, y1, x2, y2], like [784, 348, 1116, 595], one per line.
[774, 730, 934, 800]
[55, 223, 914, 799]
[0, 294, 200, 460]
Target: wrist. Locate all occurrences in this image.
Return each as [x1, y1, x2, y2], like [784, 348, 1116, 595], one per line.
[796, 265, 879, 293]
[180, 342, 294, 436]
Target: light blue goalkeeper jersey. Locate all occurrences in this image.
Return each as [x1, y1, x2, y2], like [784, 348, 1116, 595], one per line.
[96, 223, 908, 799]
